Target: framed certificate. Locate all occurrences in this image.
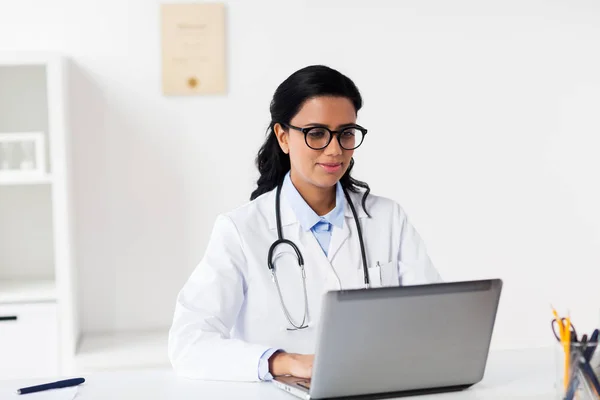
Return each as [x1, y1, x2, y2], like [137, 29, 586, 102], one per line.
[161, 3, 227, 95]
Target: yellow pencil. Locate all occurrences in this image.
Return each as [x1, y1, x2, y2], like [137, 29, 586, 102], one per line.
[552, 305, 569, 389]
[564, 314, 571, 390]
[551, 305, 565, 338]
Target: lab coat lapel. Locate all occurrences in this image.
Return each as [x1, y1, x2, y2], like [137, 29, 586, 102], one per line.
[298, 224, 334, 276]
[328, 190, 367, 262]
[267, 189, 297, 231]
[327, 217, 351, 262]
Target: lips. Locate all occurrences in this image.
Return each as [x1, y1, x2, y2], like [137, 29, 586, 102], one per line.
[318, 163, 342, 173]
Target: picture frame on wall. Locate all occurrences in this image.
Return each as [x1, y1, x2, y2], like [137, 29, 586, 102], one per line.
[0, 132, 47, 180]
[161, 3, 227, 95]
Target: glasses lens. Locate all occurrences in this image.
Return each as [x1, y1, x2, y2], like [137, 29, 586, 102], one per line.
[305, 127, 331, 149]
[339, 128, 364, 150]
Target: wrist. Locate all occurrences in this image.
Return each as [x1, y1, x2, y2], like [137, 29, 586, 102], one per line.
[269, 351, 289, 376]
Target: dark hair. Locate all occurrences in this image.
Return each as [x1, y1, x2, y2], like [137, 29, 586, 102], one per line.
[250, 65, 371, 215]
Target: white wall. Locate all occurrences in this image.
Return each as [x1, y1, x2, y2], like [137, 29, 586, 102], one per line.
[1, 0, 599, 349]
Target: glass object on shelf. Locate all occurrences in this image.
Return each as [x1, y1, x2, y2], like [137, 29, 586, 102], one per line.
[0, 132, 46, 180]
[19, 140, 35, 170]
[0, 141, 12, 170]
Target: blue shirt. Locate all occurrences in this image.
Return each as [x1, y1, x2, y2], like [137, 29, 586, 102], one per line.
[281, 172, 345, 256]
[257, 172, 346, 380]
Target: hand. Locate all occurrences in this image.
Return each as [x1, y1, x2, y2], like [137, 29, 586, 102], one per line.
[269, 352, 314, 378]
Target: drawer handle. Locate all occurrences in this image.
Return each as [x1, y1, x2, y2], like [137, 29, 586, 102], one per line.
[0, 316, 18, 322]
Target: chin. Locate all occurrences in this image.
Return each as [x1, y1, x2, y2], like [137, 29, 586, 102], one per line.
[312, 172, 344, 188]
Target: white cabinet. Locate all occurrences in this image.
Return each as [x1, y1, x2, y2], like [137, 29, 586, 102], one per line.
[0, 303, 59, 380]
[0, 52, 78, 379]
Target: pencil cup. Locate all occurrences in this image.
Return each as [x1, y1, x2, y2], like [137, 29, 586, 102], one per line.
[554, 340, 600, 400]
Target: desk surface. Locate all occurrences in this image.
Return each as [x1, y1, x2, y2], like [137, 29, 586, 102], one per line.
[0, 348, 556, 399]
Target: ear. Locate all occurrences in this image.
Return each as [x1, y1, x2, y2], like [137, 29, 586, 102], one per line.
[274, 123, 290, 154]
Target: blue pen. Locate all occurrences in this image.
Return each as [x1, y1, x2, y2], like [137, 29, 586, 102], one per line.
[17, 378, 85, 395]
[579, 357, 600, 396]
[581, 330, 600, 397]
[565, 330, 599, 400]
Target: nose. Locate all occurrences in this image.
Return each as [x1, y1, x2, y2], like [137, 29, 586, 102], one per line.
[323, 134, 343, 156]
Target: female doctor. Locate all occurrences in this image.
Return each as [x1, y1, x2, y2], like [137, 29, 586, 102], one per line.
[168, 65, 442, 382]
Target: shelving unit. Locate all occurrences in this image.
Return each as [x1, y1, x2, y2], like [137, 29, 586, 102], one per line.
[0, 52, 170, 379]
[0, 175, 52, 185]
[0, 52, 78, 379]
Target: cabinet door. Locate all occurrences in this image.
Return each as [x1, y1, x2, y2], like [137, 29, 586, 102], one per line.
[0, 302, 59, 380]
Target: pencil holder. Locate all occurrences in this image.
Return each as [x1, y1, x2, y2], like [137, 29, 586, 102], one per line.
[555, 340, 600, 400]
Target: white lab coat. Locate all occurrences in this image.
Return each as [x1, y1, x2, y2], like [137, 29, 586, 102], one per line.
[168, 187, 441, 382]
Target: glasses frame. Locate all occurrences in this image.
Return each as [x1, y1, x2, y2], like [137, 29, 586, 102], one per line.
[282, 123, 368, 150]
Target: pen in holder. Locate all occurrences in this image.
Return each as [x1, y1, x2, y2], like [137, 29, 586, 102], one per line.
[555, 339, 600, 400]
[552, 314, 600, 400]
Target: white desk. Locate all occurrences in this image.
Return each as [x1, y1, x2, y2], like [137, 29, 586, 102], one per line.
[0, 348, 557, 399]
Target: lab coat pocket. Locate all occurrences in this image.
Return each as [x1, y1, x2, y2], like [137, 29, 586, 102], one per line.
[378, 260, 400, 287]
[366, 265, 383, 288]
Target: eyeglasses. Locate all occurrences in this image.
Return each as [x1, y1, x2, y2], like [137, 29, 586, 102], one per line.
[283, 123, 367, 150]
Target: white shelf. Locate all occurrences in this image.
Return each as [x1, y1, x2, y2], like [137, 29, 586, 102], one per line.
[0, 174, 52, 186]
[0, 279, 57, 304]
[75, 330, 170, 373]
[0, 51, 62, 66]
[0, 52, 76, 380]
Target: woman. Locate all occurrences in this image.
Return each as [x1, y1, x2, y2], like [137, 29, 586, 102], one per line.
[168, 65, 441, 382]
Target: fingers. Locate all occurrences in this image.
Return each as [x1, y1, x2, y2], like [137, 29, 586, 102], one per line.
[300, 355, 314, 378]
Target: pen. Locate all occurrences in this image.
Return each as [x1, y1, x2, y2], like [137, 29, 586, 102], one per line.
[582, 330, 600, 397]
[578, 354, 600, 397]
[17, 377, 85, 395]
[564, 330, 600, 400]
[565, 334, 587, 400]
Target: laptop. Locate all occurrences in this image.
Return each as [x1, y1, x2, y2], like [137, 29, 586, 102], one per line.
[272, 279, 502, 399]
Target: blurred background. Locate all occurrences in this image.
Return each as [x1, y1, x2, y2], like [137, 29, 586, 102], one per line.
[1, 0, 599, 381]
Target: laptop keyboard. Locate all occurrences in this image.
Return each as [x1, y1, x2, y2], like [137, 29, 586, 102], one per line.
[296, 380, 311, 390]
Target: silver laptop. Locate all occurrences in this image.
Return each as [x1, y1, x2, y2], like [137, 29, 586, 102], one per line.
[272, 279, 502, 399]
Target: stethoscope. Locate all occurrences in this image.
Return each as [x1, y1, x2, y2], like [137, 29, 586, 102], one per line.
[267, 182, 370, 330]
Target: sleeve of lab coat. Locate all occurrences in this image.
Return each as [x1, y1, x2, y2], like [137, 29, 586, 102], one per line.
[396, 205, 443, 285]
[168, 214, 272, 382]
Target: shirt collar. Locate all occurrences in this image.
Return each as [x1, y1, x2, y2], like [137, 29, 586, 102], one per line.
[282, 172, 346, 232]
